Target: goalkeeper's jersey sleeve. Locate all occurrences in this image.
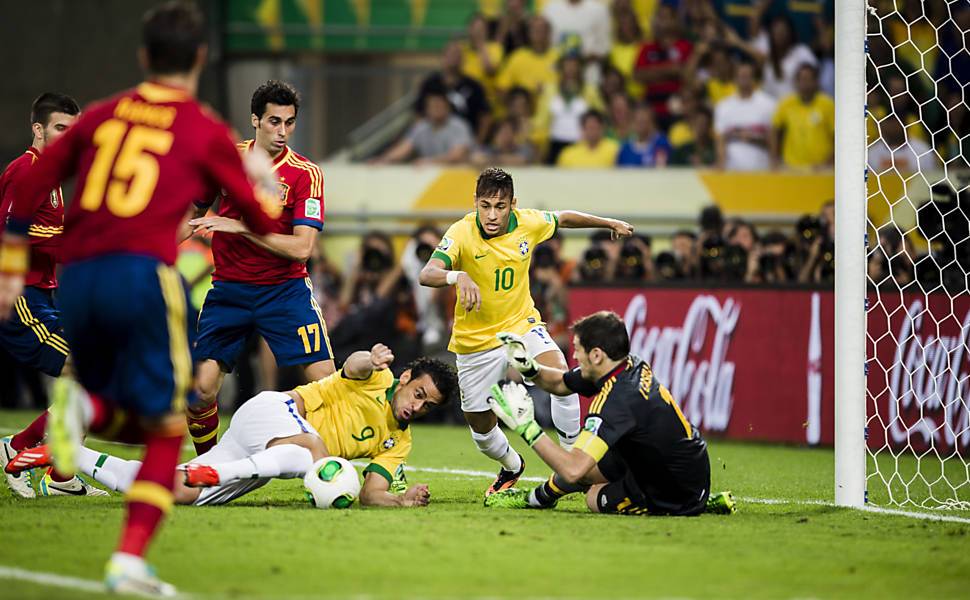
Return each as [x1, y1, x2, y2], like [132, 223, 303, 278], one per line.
[432, 208, 559, 354]
[293, 368, 412, 483]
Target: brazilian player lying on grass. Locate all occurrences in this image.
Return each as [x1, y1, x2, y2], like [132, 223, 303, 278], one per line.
[9, 344, 458, 508]
[486, 311, 735, 516]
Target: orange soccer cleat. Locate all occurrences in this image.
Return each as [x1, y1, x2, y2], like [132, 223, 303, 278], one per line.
[179, 463, 220, 488]
[4, 444, 52, 474]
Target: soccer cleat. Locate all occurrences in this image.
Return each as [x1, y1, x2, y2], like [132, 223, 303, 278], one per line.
[485, 453, 525, 496]
[38, 470, 109, 497]
[4, 444, 52, 474]
[105, 553, 176, 597]
[706, 490, 737, 515]
[483, 487, 533, 509]
[179, 463, 220, 488]
[0, 436, 35, 498]
[46, 377, 86, 477]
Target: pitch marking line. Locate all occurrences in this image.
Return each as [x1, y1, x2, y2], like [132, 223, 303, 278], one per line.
[0, 565, 106, 594]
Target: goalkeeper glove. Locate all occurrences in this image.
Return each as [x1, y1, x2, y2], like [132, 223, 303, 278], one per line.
[488, 382, 544, 447]
[496, 332, 539, 379]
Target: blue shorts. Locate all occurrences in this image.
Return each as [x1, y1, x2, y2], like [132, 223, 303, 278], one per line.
[0, 286, 69, 377]
[194, 277, 332, 372]
[58, 255, 196, 419]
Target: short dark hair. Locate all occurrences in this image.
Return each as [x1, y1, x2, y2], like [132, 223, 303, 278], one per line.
[796, 62, 819, 79]
[475, 167, 514, 200]
[30, 93, 80, 127]
[406, 357, 458, 407]
[251, 80, 300, 119]
[141, 1, 206, 75]
[581, 109, 606, 127]
[572, 311, 630, 361]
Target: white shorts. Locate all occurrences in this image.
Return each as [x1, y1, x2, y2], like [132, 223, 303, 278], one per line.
[189, 391, 318, 506]
[456, 325, 559, 413]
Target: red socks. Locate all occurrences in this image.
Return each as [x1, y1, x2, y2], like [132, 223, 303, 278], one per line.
[9, 411, 48, 451]
[187, 404, 219, 455]
[117, 432, 183, 557]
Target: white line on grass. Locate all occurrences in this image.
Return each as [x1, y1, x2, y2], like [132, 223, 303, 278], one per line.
[0, 565, 105, 594]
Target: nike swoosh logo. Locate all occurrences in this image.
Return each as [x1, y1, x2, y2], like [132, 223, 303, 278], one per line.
[474, 253, 488, 260]
[46, 482, 88, 496]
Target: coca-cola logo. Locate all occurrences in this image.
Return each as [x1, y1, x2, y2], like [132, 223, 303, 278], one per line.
[623, 294, 740, 432]
[885, 300, 970, 452]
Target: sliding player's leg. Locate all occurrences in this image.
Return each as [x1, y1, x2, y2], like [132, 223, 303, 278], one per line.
[525, 325, 580, 448]
[457, 345, 525, 495]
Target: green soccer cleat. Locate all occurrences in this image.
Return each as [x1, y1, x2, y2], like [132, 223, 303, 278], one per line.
[105, 553, 176, 597]
[483, 487, 531, 509]
[706, 490, 737, 515]
[46, 377, 86, 477]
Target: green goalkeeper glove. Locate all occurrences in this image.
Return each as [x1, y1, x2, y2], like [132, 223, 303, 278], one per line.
[488, 382, 544, 447]
[496, 332, 539, 379]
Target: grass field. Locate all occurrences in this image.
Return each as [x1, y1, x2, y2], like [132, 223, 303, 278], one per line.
[2, 409, 969, 600]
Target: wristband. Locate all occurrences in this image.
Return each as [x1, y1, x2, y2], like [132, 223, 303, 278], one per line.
[446, 270, 463, 286]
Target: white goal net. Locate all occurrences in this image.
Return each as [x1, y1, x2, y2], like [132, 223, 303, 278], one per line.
[864, 0, 970, 510]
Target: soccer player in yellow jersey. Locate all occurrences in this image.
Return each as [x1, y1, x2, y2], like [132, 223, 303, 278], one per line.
[19, 345, 458, 508]
[419, 167, 632, 495]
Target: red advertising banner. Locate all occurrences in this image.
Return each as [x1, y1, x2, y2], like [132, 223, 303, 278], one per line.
[567, 287, 970, 454]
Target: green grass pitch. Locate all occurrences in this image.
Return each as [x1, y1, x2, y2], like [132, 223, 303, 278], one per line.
[1, 409, 969, 599]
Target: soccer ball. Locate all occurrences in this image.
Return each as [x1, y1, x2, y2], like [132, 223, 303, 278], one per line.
[303, 457, 361, 509]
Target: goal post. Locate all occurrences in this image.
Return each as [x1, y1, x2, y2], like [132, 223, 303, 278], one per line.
[834, 0, 867, 508]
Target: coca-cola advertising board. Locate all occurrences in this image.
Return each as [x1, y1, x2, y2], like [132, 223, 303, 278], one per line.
[567, 287, 970, 454]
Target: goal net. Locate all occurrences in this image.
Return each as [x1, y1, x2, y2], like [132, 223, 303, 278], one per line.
[864, 0, 970, 510]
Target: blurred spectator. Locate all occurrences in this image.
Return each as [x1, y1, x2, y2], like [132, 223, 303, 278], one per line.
[617, 103, 670, 167]
[376, 86, 473, 165]
[633, 5, 693, 127]
[714, 61, 777, 170]
[670, 106, 717, 166]
[814, 22, 835, 97]
[470, 118, 535, 166]
[751, 13, 818, 99]
[400, 224, 450, 352]
[753, 231, 796, 284]
[538, 53, 590, 164]
[497, 16, 559, 98]
[530, 239, 571, 349]
[493, 0, 531, 55]
[606, 93, 633, 141]
[772, 63, 834, 169]
[543, 0, 612, 68]
[307, 242, 343, 329]
[867, 117, 936, 174]
[557, 110, 621, 168]
[868, 225, 915, 288]
[332, 232, 419, 365]
[416, 40, 490, 139]
[462, 13, 504, 110]
[667, 87, 702, 148]
[615, 235, 655, 282]
[938, 89, 969, 168]
[588, 65, 627, 112]
[504, 86, 545, 155]
[609, 6, 646, 100]
[670, 229, 699, 279]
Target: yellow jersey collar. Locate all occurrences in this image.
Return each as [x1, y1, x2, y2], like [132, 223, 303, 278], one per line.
[476, 209, 519, 239]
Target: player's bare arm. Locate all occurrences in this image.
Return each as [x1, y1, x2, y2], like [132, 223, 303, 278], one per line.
[359, 472, 431, 508]
[342, 343, 394, 380]
[555, 210, 634, 239]
[419, 257, 481, 312]
[190, 217, 318, 263]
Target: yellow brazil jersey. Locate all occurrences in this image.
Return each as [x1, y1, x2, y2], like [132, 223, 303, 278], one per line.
[772, 92, 835, 168]
[557, 138, 620, 168]
[292, 368, 410, 484]
[433, 208, 558, 355]
[496, 47, 560, 95]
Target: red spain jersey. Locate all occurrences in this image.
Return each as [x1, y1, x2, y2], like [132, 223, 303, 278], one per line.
[6, 82, 276, 266]
[0, 148, 64, 288]
[206, 140, 324, 285]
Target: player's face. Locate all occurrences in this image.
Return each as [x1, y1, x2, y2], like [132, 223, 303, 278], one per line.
[475, 194, 515, 236]
[572, 337, 596, 380]
[391, 372, 443, 425]
[253, 103, 297, 155]
[38, 112, 78, 146]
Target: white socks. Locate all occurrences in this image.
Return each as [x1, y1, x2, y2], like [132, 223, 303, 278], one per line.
[471, 426, 522, 472]
[551, 393, 581, 448]
[79, 446, 141, 492]
[211, 444, 313, 484]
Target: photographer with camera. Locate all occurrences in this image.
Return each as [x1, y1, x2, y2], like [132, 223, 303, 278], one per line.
[400, 224, 450, 354]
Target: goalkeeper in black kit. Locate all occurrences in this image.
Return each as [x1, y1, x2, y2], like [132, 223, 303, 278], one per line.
[486, 310, 736, 516]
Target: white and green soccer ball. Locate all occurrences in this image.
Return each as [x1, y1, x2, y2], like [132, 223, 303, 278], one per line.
[304, 457, 361, 509]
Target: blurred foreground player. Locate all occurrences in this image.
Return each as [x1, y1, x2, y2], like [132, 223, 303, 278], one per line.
[186, 80, 333, 456]
[0, 2, 278, 595]
[486, 311, 736, 516]
[0, 92, 106, 498]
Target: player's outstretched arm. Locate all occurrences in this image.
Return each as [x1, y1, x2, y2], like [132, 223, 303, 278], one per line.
[556, 210, 633, 240]
[342, 344, 394, 380]
[419, 257, 481, 312]
[359, 472, 430, 508]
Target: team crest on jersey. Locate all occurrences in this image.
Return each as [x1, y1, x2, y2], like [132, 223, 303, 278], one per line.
[437, 237, 454, 252]
[519, 240, 529, 256]
[276, 181, 290, 204]
[49, 191, 58, 209]
[383, 436, 397, 450]
[584, 416, 603, 435]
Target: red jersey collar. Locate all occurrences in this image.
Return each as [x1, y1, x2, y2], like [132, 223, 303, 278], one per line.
[137, 81, 190, 103]
[243, 139, 290, 168]
[26, 146, 41, 160]
[597, 357, 632, 386]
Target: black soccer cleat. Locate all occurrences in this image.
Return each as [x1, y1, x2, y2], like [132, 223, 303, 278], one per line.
[486, 453, 525, 497]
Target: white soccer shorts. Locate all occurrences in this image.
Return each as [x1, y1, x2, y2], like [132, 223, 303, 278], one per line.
[456, 325, 559, 413]
[190, 391, 318, 506]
